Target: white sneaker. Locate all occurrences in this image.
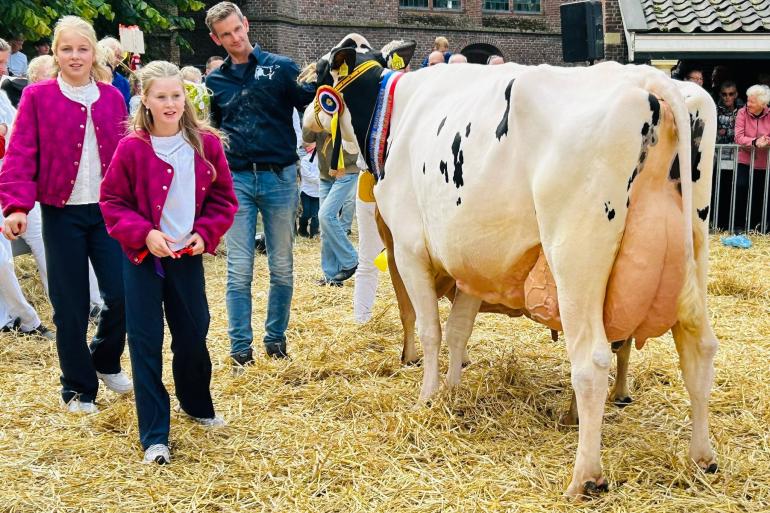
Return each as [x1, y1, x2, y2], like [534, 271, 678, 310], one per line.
[173, 404, 226, 428]
[62, 398, 99, 414]
[143, 444, 170, 465]
[97, 371, 133, 394]
[192, 415, 226, 428]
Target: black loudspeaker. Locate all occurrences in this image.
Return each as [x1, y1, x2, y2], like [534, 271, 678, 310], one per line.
[560, 0, 604, 62]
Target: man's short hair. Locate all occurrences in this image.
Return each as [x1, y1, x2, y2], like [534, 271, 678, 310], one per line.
[206, 55, 225, 65]
[206, 1, 245, 33]
[720, 80, 737, 91]
[0, 38, 10, 53]
[486, 54, 504, 65]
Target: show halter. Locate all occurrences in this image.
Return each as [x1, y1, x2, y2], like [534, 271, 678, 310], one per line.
[313, 59, 381, 172]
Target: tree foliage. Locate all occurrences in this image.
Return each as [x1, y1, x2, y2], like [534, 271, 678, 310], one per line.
[0, 0, 205, 51]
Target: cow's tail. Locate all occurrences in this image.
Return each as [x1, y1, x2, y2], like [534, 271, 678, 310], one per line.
[645, 72, 703, 334]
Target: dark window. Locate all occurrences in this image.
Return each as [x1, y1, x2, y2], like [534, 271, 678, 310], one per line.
[434, 0, 461, 8]
[483, 0, 540, 12]
[514, 0, 540, 12]
[400, 0, 429, 7]
[483, 0, 509, 10]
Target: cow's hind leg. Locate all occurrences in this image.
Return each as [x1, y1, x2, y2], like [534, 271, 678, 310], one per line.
[673, 321, 718, 473]
[445, 291, 481, 388]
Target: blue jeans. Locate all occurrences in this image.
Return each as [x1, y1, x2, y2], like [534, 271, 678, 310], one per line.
[319, 175, 358, 280]
[226, 166, 298, 355]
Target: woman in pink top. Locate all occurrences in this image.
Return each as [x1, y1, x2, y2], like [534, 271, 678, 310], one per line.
[733, 84, 770, 232]
[0, 16, 130, 413]
[100, 61, 237, 464]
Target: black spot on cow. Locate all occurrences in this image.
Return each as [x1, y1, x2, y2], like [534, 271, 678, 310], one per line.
[466, 123, 471, 137]
[648, 94, 660, 126]
[456, 197, 462, 206]
[669, 154, 680, 181]
[451, 132, 464, 188]
[437, 116, 446, 136]
[691, 116, 706, 183]
[641, 122, 650, 136]
[604, 202, 616, 221]
[439, 160, 449, 183]
[422, 163, 425, 174]
[627, 169, 638, 191]
[697, 205, 710, 221]
[495, 79, 515, 141]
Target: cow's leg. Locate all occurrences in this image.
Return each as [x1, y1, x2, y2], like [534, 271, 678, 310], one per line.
[375, 209, 418, 365]
[610, 338, 633, 406]
[445, 291, 481, 388]
[542, 242, 614, 496]
[392, 247, 442, 402]
[672, 321, 718, 473]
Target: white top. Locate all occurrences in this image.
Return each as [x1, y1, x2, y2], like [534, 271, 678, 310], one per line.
[292, 108, 302, 150]
[0, 89, 15, 164]
[151, 132, 196, 251]
[8, 52, 28, 77]
[57, 75, 102, 205]
[299, 153, 320, 198]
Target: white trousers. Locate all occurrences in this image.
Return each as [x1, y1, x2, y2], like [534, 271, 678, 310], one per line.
[353, 199, 384, 323]
[0, 227, 41, 331]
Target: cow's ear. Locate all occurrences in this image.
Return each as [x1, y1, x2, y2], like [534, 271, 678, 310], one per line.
[383, 40, 417, 71]
[330, 47, 357, 78]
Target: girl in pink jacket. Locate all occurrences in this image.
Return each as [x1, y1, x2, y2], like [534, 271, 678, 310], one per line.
[0, 16, 130, 414]
[100, 60, 237, 464]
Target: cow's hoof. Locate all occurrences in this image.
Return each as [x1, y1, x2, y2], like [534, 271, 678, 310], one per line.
[583, 479, 609, 496]
[613, 396, 632, 407]
[705, 462, 718, 474]
[559, 411, 579, 427]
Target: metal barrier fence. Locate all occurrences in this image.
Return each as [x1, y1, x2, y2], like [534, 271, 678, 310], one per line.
[711, 144, 770, 234]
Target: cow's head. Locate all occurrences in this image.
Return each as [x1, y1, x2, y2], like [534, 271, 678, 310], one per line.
[302, 34, 416, 171]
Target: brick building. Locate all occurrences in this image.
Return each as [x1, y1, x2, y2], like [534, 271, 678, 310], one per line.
[180, 0, 600, 68]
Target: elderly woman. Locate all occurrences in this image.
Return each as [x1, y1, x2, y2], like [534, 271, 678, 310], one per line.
[734, 84, 770, 232]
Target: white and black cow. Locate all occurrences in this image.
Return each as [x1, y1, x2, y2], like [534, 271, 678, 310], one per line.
[304, 35, 718, 498]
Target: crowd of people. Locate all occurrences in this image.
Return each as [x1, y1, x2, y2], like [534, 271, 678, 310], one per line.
[0, 2, 768, 466]
[682, 65, 770, 233]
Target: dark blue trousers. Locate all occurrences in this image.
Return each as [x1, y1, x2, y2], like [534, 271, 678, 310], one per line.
[298, 191, 319, 237]
[123, 254, 215, 449]
[40, 204, 126, 403]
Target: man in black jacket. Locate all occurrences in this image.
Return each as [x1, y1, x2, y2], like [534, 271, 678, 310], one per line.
[205, 1, 315, 365]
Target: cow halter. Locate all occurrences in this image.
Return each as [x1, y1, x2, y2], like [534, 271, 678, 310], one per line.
[314, 59, 381, 171]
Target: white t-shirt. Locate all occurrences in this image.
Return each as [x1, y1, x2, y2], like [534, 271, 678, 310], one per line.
[299, 153, 320, 198]
[8, 52, 28, 77]
[151, 132, 196, 251]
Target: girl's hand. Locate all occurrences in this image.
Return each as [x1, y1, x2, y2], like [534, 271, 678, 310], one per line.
[187, 233, 205, 256]
[145, 229, 176, 258]
[3, 212, 27, 240]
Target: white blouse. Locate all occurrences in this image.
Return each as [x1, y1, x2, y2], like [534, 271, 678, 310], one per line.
[151, 132, 196, 251]
[57, 75, 102, 205]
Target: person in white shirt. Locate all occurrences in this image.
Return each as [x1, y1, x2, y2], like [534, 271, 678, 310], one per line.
[297, 142, 320, 238]
[8, 36, 28, 77]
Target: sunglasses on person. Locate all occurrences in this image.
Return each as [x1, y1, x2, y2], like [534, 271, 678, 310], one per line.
[721, 91, 737, 97]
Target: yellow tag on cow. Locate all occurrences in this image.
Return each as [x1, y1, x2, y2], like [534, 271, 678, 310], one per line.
[339, 62, 349, 77]
[391, 53, 405, 70]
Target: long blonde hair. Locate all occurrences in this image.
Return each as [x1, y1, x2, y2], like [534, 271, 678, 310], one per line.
[132, 60, 225, 179]
[52, 16, 112, 83]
